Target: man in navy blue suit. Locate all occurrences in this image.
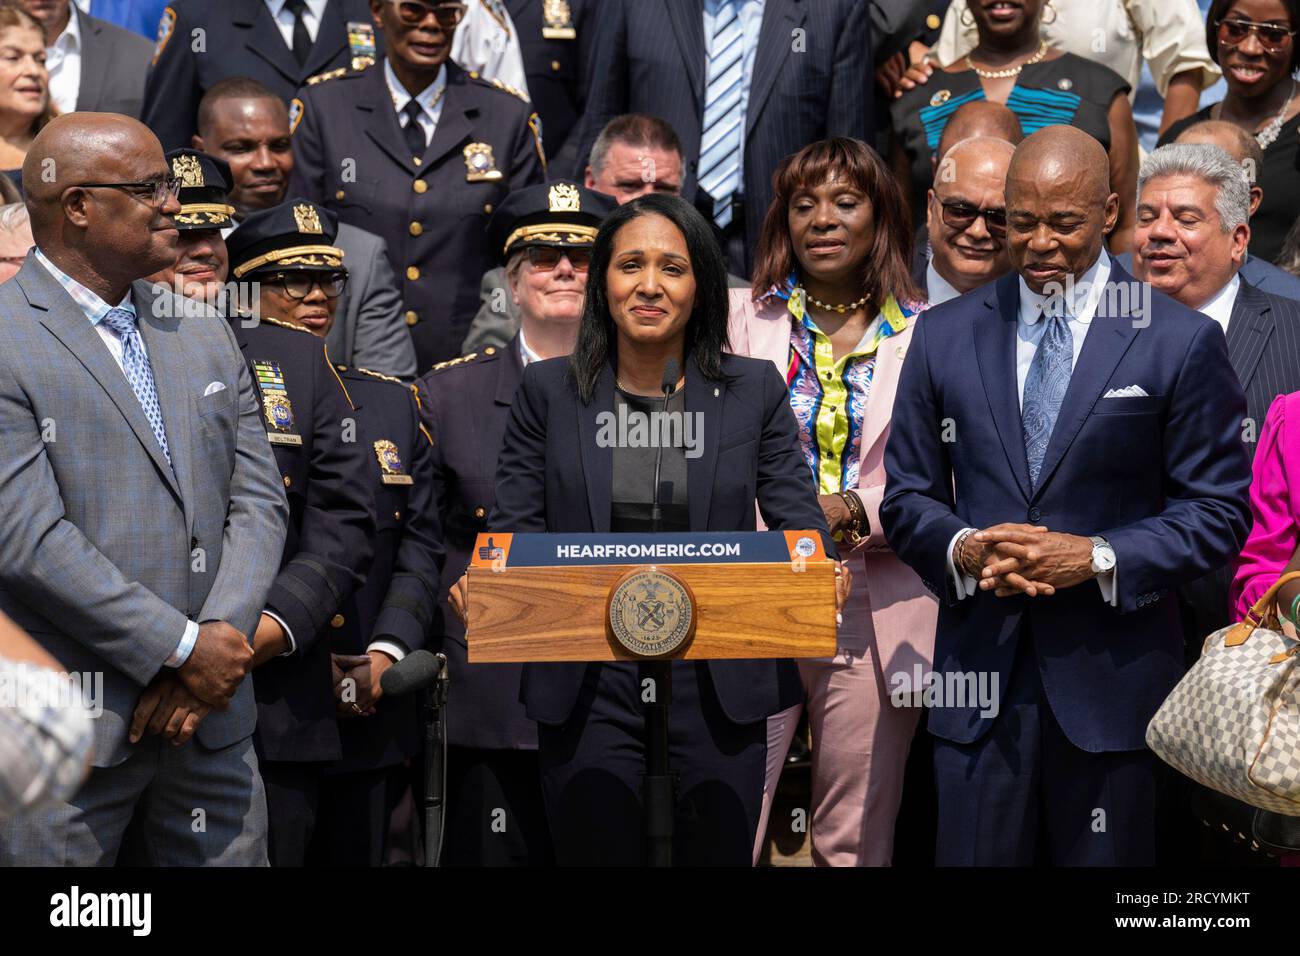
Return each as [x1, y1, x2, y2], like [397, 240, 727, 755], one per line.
[881, 126, 1253, 866]
[572, 0, 872, 276]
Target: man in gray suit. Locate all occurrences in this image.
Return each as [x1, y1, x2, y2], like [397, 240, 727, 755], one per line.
[0, 112, 288, 865]
[19, 0, 152, 117]
[192, 77, 417, 380]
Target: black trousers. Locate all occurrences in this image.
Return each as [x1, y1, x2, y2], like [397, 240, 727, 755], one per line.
[537, 661, 766, 866]
[260, 760, 326, 867]
[308, 765, 406, 867]
[441, 747, 553, 867]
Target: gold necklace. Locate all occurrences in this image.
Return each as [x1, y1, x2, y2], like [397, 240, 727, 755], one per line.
[965, 40, 1049, 80]
[616, 375, 685, 395]
[799, 286, 870, 315]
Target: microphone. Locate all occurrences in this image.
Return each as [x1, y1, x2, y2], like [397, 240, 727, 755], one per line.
[650, 359, 679, 533]
[380, 649, 443, 697]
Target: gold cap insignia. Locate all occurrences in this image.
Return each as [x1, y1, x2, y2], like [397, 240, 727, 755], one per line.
[294, 203, 323, 234]
[548, 183, 580, 213]
[463, 142, 503, 182]
[172, 154, 203, 187]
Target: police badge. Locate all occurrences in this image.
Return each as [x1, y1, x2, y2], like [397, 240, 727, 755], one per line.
[253, 360, 303, 446]
[542, 0, 576, 39]
[373, 439, 413, 486]
[463, 143, 503, 182]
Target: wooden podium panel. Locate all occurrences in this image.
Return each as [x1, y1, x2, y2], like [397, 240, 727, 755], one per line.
[465, 532, 837, 663]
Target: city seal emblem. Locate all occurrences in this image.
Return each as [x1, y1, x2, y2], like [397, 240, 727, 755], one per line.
[606, 567, 696, 657]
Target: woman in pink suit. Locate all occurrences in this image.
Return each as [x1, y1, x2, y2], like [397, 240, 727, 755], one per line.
[1230, 389, 1300, 866]
[731, 138, 938, 866]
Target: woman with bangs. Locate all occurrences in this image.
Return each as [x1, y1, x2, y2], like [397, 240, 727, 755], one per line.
[728, 138, 938, 867]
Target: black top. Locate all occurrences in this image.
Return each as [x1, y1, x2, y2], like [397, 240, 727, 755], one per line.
[611, 386, 690, 533]
[1160, 106, 1300, 265]
[891, 53, 1130, 228]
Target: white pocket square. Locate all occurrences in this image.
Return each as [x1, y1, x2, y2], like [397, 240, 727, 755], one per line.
[1104, 385, 1149, 398]
[203, 381, 226, 396]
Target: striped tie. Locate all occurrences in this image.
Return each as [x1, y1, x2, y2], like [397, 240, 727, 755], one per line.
[100, 307, 172, 465]
[698, 0, 744, 228]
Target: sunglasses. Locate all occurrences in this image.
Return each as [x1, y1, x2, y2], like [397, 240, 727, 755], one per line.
[1217, 17, 1296, 51]
[262, 270, 348, 299]
[525, 246, 591, 272]
[75, 176, 182, 207]
[938, 199, 1007, 236]
[390, 0, 467, 29]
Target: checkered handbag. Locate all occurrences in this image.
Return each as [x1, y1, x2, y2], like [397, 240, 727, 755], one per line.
[1146, 571, 1300, 815]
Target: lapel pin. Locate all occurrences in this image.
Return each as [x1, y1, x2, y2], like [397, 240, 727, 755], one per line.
[713, 387, 719, 397]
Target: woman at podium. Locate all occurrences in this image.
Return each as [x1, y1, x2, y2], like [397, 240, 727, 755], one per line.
[461, 193, 845, 865]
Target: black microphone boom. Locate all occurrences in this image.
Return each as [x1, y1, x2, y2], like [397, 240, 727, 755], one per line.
[380, 649, 442, 697]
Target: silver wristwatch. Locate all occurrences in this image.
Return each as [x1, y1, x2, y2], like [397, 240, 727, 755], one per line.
[1089, 535, 1116, 575]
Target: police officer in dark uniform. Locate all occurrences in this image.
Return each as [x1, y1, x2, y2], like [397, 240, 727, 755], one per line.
[142, 0, 380, 151]
[289, 0, 546, 371]
[504, 0, 593, 175]
[225, 199, 379, 866]
[413, 179, 611, 865]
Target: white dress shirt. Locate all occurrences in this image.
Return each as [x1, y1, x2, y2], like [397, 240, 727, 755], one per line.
[46, 9, 82, 116]
[944, 252, 1118, 605]
[1197, 273, 1239, 337]
[925, 258, 964, 307]
[265, 0, 324, 50]
[32, 248, 201, 665]
[518, 327, 542, 367]
[385, 58, 447, 148]
[450, 0, 530, 96]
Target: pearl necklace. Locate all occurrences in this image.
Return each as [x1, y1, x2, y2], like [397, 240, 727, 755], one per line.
[1214, 80, 1296, 150]
[799, 286, 870, 314]
[965, 40, 1050, 80]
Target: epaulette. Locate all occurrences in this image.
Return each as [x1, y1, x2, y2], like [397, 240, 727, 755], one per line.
[261, 315, 314, 335]
[468, 71, 531, 103]
[427, 345, 502, 374]
[306, 66, 350, 86]
[355, 366, 404, 385]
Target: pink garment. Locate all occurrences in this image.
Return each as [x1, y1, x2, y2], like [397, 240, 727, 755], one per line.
[729, 288, 937, 866]
[1230, 391, 1300, 619]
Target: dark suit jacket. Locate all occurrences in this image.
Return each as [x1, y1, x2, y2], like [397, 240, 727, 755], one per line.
[230, 318, 376, 764]
[142, 0, 378, 150]
[74, 6, 153, 117]
[330, 366, 442, 773]
[881, 261, 1252, 752]
[573, 0, 873, 272]
[489, 351, 833, 727]
[289, 60, 545, 370]
[414, 340, 538, 750]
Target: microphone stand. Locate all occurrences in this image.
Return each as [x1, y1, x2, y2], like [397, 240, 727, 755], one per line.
[420, 653, 449, 868]
[640, 370, 678, 867]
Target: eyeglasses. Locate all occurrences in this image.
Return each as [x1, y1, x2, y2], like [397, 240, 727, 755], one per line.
[1217, 17, 1296, 51]
[75, 176, 182, 207]
[390, 0, 467, 29]
[525, 246, 591, 272]
[262, 270, 348, 299]
[938, 199, 1007, 236]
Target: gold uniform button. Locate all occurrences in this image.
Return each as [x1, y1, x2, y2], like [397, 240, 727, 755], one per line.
[413, 179, 427, 194]
[394, 511, 401, 520]
[926, 13, 941, 29]
[406, 266, 420, 281]
[551, 59, 561, 71]
[335, 189, 345, 200]
[409, 221, 423, 236]
[483, 203, 493, 214]
[474, 506, 486, 519]
[484, 346, 496, 355]
[283, 475, 291, 488]
[330, 614, 345, 628]
[405, 310, 418, 325]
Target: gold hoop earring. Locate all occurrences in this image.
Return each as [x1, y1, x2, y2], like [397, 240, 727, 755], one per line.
[960, 6, 975, 28]
[1041, 1, 1057, 25]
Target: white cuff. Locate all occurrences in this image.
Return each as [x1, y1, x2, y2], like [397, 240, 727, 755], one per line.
[263, 610, 296, 657]
[945, 527, 978, 600]
[366, 639, 407, 662]
[1095, 567, 1118, 606]
[164, 620, 200, 668]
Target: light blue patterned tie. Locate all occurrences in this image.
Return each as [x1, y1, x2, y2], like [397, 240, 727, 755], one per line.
[1021, 300, 1072, 489]
[698, 0, 744, 228]
[100, 307, 171, 465]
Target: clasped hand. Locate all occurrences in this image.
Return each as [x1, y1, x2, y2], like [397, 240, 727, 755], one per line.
[331, 650, 393, 718]
[958, 523, 1096, 598]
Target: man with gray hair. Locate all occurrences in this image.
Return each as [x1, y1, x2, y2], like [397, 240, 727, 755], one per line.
[1132, 141, 1300, 646]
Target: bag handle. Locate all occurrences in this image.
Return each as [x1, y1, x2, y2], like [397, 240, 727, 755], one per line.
[1224, 570, 1300, 647]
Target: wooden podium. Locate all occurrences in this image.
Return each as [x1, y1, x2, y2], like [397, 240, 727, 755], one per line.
[464, 530, 838, 662]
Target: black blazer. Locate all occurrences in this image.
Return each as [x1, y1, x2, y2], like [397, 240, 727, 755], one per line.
[489, 352, 834, 727]
[572, 0, 873, 273]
